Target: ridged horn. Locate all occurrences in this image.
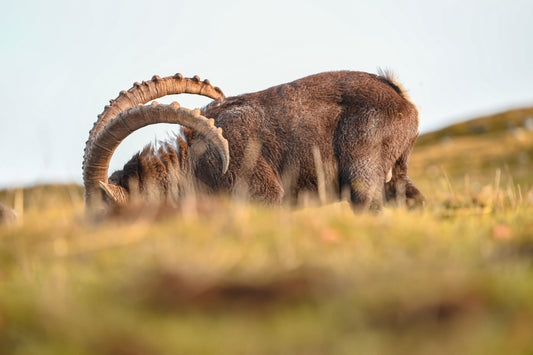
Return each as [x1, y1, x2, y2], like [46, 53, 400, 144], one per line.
[84, 102, 229, 206]
[83, 74, 225, 173]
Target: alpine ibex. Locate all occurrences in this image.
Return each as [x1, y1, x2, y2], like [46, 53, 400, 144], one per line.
[83, 71, 424, 211]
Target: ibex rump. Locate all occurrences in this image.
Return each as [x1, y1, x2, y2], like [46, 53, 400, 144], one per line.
[83, 71, 424, 211]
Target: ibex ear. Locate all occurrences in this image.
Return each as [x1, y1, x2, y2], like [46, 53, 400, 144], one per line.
[99, 181, 129, 206]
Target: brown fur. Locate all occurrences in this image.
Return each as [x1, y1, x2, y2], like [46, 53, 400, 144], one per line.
[108, 71, 424, 210]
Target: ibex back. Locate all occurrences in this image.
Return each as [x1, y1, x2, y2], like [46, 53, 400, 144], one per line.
[83, 71, 424, 211]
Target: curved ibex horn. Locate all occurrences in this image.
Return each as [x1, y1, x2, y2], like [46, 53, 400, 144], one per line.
[83, 102, 229, 206]
[83, 74, 225, 173]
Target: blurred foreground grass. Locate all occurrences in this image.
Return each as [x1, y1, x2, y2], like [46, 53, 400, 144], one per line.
[1, 108, 533, 355]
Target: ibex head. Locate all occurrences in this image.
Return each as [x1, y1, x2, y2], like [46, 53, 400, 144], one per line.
[83, 74, 229, 208]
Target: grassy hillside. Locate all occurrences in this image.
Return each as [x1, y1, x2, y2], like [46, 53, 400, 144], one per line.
[1, 107, 533, 355]
[410, 107, 533, 207]
[416, 106, 533, 146]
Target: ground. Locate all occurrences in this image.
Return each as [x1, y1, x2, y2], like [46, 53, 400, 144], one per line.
[1, 107, 533, 355]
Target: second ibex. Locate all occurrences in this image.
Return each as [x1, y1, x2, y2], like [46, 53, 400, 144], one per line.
[83, 71, 424, 211]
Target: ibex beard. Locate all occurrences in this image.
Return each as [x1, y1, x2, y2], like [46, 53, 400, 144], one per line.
[83, 71, 424, 212]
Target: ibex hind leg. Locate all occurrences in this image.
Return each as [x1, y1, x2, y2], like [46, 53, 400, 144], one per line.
[384, 142, 425, 207]
[339, 156, 386, 212]
[335, 116, 388, 211]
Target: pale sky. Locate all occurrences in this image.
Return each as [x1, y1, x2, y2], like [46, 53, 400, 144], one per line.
[1, 0, 532, 188]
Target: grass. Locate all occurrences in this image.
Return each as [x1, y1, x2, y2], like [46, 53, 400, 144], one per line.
[1, 107, 533, 354]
